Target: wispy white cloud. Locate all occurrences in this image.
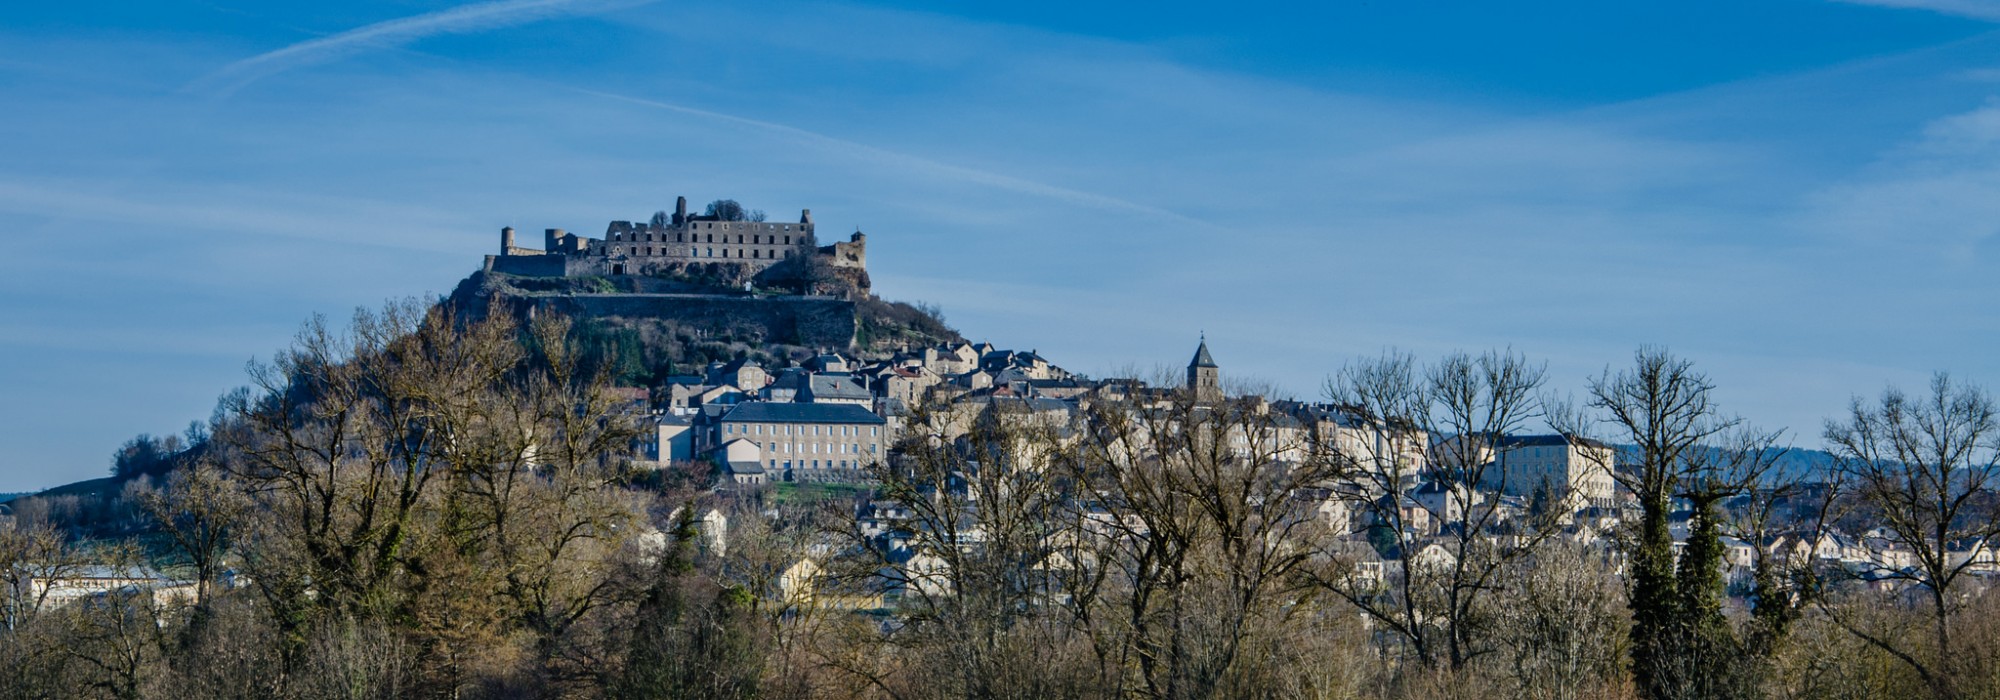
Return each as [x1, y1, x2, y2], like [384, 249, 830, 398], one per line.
[570, 88, 1220, 230]
[1798, 99, 2000, 254]
[0, 180, 471, 254]
[186, 0, 653, 96]
[1832, 0, 2000, 21]
[7, 0, 1999, 487]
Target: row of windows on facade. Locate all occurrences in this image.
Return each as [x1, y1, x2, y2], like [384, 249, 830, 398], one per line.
[754, 441, 879, 455]
[612, 246, 793, 260]
[687, 222, 801, 231]
[613, 231, 797, 245]
[727, 424, 878, 437]
[775, 458, 861, 470]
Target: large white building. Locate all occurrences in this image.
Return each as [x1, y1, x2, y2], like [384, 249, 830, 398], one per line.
[713, 402, 890, 482]
[1481, 434, 1617, 509]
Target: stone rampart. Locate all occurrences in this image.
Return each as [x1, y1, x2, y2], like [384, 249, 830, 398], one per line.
[513, 293, 857, 349]
[485, 254, 569, 277]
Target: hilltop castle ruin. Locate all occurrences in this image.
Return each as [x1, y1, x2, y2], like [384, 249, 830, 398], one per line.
[484, 196, 867, 285]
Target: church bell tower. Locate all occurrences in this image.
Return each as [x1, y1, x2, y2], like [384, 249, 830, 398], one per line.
[1187, 335, 1221, 403]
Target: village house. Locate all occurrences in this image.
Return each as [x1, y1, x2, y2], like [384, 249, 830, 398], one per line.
[714, 402, 889, 483]
[1477, 434, 1618, 510]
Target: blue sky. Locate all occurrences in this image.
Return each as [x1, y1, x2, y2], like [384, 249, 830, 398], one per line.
[3, 0, 1999, 490]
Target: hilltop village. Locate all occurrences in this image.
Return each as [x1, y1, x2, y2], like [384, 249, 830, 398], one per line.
[0, 198, 1983, 700]
[626, 332, 1905, 607]
[475, 198, 1933, 604]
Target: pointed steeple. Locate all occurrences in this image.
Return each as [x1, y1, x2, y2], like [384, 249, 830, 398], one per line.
[1190, 333, 1218, 369]
[1187, 334, 1221, 402]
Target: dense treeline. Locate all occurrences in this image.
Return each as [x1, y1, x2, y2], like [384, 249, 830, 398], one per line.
[2, 305, 2000, 699]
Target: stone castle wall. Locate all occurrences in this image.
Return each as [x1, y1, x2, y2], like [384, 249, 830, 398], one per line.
[597, 217, 816, 274]
[485, 254, 573, 277]
[491, 198, 869, 288]
[824, 232, 865, 269]
[507, 293, 858, 349]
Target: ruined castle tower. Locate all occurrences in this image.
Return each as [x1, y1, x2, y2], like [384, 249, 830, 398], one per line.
[1188, 336, 1221, 403]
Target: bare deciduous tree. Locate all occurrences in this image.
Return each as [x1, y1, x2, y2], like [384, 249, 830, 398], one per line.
[0, 524, 87, 631]
[1823, 373, 2000, 699]
[1311, 349, 1552, 671]
[1066, 379, 1338, 699]
[136, 462, 248, 611]
[1557, 347, 1785, 700]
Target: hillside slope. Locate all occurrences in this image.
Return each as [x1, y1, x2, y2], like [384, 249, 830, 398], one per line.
[445, 270, 961, 385]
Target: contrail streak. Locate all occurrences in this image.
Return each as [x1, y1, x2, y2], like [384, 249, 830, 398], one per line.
[187, 0, 653, 96]
[573, 88, 1218, 230]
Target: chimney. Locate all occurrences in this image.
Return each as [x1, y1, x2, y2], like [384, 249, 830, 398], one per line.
[675, 196, 688, 225]
[800, 208, 813, 225]
[501, 226, 515, 254]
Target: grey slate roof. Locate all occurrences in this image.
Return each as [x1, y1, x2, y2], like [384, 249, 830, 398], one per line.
[1501, 434, 1611, 449]
[719, 402, 886, 425]
[806, 374, 872, 400]
[1190, 340, 1217, 368]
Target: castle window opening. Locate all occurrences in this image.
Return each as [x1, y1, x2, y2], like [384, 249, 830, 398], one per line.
[753, 250, 761, 259]
[784, 235, 791, 244]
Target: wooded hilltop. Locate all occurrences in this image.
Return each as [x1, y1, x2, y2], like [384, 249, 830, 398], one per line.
[4, 288, 2000, 700]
